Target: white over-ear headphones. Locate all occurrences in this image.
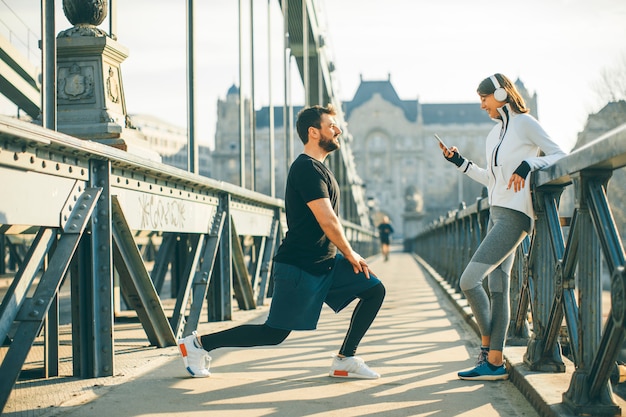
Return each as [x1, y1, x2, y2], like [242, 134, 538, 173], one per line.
[490, 75, 508, 102]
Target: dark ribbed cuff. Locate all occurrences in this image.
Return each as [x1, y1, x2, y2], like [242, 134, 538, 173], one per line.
[445, 151, 465, 168]
[513, 161, 531, 179]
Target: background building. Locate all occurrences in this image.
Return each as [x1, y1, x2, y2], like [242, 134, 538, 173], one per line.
[129, 114, 213, 178]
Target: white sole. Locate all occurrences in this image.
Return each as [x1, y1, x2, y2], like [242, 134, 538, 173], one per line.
[329, 370, 380, 379]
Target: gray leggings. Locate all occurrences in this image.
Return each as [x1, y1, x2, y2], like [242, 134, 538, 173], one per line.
[459, 206, 530, 352]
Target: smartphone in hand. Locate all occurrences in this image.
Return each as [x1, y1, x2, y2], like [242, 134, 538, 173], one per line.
[434, 134, 448, 149]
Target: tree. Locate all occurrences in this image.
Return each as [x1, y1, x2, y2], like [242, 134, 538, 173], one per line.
[593, 53, 626, 105]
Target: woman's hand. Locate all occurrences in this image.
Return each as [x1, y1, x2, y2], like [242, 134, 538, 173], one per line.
[439, 142, 456, 158]
[508, 161, 531, 192]
[508, 173, 526, 192]
[440, 144, 465, 168]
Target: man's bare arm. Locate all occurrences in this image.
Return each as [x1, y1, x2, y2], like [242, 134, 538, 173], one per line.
[307, 198, 371, 278]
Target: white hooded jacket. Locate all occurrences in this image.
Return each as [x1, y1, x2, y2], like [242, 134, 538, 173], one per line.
[456, 103, 566, 227]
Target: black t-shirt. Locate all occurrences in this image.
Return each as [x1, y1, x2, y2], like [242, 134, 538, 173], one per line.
[378, 223, 394, 242]
[274, 154, 339, 275]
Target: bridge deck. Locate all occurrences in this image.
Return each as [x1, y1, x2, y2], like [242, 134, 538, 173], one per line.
[2, 249, 623, 417]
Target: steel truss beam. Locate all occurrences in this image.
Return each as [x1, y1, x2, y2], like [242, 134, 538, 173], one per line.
[0, 187, 101, 410]
[111, 196, 176, 348]
[182, 207, 226, 336]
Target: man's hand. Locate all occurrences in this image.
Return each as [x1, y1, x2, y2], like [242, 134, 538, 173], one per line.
[343, 250, 374, 279]
[307, 198, 375, 279]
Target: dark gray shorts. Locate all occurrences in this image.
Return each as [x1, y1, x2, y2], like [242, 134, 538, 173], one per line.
[265, 254, 381, 331]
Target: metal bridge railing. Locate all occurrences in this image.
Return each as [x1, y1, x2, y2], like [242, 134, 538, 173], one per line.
[0, 0, 40, 65]
[0, 115, 378, 412]
[408, 124, 626, 416]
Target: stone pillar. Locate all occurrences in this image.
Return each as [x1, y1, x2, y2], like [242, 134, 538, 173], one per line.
[55, 0, 159, 159]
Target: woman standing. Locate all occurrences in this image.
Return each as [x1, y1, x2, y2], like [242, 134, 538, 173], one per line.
[440, 73, 566, 381]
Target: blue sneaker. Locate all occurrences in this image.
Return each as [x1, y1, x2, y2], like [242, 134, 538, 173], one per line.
[458, 361, 508, 381]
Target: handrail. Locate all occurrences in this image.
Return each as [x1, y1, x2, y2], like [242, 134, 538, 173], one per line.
[409, 124, 626, 416]
[0, 0, 40, 64]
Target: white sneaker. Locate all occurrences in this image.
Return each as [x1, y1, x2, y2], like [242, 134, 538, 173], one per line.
[178, 331, 211, 378]
[329, 355, 380, 379]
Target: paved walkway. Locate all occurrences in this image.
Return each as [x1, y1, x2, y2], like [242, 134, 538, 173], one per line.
[3, 250, 624, 416]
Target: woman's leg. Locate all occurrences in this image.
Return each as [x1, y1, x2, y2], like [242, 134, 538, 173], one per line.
[459, 208, 529, 365]
[486, 249, 514, 365]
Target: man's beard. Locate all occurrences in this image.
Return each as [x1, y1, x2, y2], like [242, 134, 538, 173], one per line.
[319, 135, 340, 152]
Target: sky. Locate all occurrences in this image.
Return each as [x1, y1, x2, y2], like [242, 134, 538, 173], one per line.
[1, 0, 626, 152]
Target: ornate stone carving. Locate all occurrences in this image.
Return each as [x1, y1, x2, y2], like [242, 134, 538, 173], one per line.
[58, 63, 95, 102]
[106, 66, 120, 103]
[58, 24, 108, 38]
[63, 0, 107, 26]
[59, 0, 108, 38]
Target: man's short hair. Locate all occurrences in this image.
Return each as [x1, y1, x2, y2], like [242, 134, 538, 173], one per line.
[295, 104, 336, 144]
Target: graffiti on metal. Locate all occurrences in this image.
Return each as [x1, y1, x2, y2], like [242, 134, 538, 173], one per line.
[114, 187, 217, 233]
[139, 193, 187, 229]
